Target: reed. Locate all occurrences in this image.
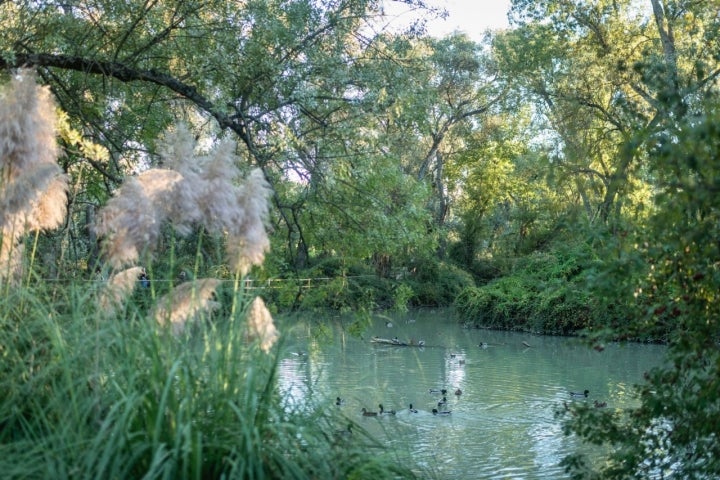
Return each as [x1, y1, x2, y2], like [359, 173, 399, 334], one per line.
[0, 70, 68, 285]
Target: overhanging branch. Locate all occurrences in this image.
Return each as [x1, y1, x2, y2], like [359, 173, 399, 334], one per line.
[1, 52, 248, 143]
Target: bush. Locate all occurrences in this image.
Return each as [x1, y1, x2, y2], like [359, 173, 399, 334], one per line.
[408, 261, 476, 307]
[454, 244, 598, 334]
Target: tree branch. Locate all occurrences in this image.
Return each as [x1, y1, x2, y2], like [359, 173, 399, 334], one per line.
[2, 52, 246, 142]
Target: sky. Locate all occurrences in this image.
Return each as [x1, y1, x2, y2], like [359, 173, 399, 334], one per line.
[424, 0, 512, 39]
[382, 0, 513, 42]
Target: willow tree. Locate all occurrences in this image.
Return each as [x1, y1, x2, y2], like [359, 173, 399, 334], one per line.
[0, 0, 446, 277]
[499, 0, 718, 228]
[340, 32, 507, 268]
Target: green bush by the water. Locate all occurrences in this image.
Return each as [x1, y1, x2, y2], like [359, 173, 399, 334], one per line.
[454, 245, 600, 335]
[263, 258, 475, 314]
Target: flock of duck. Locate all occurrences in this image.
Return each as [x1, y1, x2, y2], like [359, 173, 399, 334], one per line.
[331, 322, 609, 439]
[338, 385, 604, 421]
[336, 387, 465, 418]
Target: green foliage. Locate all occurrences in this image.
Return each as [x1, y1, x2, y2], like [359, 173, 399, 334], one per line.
[391, 283, 415, 313]
[561, 97, 720, 479]
[0, 283, 418, 479]
[455, 243, 599, 334]
[259, 256, 474, 315]
[407, 260, 476, 307]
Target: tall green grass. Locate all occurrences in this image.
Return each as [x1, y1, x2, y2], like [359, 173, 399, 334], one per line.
[0, 281, 418, 479]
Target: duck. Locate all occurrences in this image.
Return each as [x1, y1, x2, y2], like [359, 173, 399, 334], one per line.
[138, 268, 150, 288]
[429, 388, 448, 395]
[385, 321, 393, 328]
[409, 404, 418, 413]
[437, 396, 448, 407]
[335, 397, 345, 406]
[361, 408, 378, 417]
[378, 404, 396, 415]
[594, 400, 607, 408]
[334, 424, 353, 439]
[570, 389, 589, 398]
[418, 340, 425, 347]
[432, 408, 451, 415]
[455, 389, 462, 396]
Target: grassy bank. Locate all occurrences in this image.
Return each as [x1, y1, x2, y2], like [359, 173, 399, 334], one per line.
[0, 282, 420, 479]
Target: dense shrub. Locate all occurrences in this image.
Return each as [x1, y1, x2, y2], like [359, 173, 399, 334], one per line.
[454, 244, 600, 334]
[407, 261, 476, 307]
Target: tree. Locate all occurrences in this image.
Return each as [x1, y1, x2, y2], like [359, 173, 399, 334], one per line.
[500, 0, 719, 228]
[0, 0, 444, 276]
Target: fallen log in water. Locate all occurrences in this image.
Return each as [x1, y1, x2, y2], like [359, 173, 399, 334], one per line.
[370, 336, 425, 347]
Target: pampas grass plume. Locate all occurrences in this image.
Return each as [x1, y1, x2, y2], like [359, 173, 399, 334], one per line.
[247, 296, 279, 353]
[97, 266, 147, 314]
[153, 278, 222, 335]
[227, 169, 272, 276]
[94, 169, 183, 268]
[0, 70, 60, 175]
[96, 126, 272, 276]
[0, 69, 68, 283]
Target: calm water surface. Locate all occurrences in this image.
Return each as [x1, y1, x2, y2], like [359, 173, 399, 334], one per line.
[277, 310, 665, 479]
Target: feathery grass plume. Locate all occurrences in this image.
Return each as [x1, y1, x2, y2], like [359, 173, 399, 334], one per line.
[0, 69, 68, 283]
[159, 126, 272, 275]
[97, 266, 147, 314]
[0, 70, 60, 175]
[94, 169, 183, 268]
[153, 278, 221, 334]
[246, 296, 279, 353]
[196, 139, 248, 234]
[19, 165, 68, 233]
[156, 123, 197, 173]
[157, 126, 205, 235]
[225, 168, 272, 276]
[96, 125, 271, 274]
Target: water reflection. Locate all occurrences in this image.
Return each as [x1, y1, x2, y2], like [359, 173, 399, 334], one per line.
[278, 310, 665, 479]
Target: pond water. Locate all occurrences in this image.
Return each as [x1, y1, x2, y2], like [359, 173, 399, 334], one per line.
[277, 309, 666, 479]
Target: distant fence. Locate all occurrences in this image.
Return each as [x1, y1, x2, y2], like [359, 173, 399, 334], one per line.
[240, 275, 375, 290]
[41, 274, 380, 289]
